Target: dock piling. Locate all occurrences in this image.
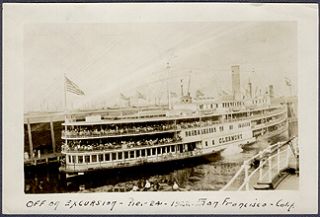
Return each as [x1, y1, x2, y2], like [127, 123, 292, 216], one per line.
[258, 151, 263, 182]
[27, 118, 34, 160]
[50, 120, 56, 153]
[268, 155, 272, 183]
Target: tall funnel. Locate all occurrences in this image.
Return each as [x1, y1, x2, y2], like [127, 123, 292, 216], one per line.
[231, 65, 241, 100]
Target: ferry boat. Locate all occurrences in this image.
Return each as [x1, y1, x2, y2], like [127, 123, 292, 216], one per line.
[59, 66, 288, 177]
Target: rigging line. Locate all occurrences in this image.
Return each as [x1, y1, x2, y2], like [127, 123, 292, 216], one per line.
[85, 36, 141, 84]
[64, 38, 120, 78]
[120, 25, 213, 76]
[159, 23, 225, 57]
[92, 38, 138, 79]
[169, 24, 256, 59]
[26, 76, 62, 106]
[61, 31, 121, 74]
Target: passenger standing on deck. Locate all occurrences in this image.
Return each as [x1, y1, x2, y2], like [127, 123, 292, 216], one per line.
[153, 181, 160, 191]
[131, 185, 139, 192]
[144, 180, 151, 191]
[172, 181, 179, 191]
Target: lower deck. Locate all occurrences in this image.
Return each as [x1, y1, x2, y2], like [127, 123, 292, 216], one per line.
[60, 136, 256, 174]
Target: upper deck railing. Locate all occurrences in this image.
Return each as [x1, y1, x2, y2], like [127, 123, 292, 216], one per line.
[62, 105, 283, 126]
[61, 136, 184, 153]
[62, 107, 286, 140]
[62, 124, 178, 139]
[252, 116, 287, 131]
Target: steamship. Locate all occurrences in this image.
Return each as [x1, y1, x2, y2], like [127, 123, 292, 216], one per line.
[59, 66, 288, 177]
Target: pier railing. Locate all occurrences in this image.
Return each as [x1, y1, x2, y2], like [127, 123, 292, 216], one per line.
[220, 137, 298, 191]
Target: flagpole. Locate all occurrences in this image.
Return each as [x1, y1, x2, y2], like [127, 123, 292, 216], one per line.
[64, 73, 68, 147]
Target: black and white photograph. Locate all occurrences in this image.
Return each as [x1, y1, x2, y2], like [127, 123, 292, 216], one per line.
[3, 3, 318, 215]
[23, 21, 298, 193]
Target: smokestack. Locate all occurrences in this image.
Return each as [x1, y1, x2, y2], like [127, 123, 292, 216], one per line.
[269, 85, 274, 98]
[231, 65, 241, 100]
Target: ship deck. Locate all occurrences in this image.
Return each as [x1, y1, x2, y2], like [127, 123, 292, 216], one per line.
[275, 174, 299, 190]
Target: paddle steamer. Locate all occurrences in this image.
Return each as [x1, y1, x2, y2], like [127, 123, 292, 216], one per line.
[59, 66, 288, 177]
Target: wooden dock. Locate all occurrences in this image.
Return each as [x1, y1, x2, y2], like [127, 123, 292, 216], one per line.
[24, 153, 62, 167]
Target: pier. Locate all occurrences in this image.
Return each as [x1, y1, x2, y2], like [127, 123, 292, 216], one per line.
[24, 115, 62, 167]
[286, 96, 297, 123]
[24, 153, 63, 166]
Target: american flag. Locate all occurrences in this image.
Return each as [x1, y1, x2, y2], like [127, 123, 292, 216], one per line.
[196, 90, 204, 98]
[65, 76, 85, 95]
[285, 77, 292, 87]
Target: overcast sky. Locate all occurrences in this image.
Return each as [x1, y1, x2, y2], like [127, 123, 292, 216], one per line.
[24, 22, 297, 112]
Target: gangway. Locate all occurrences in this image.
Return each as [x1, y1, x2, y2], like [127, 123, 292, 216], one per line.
[220, 137, 298, 191]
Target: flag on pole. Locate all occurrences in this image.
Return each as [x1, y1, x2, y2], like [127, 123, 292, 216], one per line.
[285, 77, 292, 86]
[65, 76, 85, 95]
[222, 90, 229, 96]
[120, 93, 130, 101]
[136, 91, 146, 100]
[196, 90, 204, 98]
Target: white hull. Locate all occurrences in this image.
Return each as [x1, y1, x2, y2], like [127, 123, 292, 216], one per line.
[60, 137, 256, 175]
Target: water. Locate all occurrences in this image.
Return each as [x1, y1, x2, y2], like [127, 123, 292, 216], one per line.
[24, 123, 297, 193]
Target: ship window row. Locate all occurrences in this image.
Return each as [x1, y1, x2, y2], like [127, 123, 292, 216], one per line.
[252, 99, 268, 104]
[238, 122, 250, 128]
[67, 145, 178, 164]
[199, 104, 217, 110]
[219, 134, 243, 144]
[185, 127, 216, 137]
[222, 101, 244, 108]
[204, 140, 215, 146]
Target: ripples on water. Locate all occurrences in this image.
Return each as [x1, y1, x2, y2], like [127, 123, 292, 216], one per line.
[25, 124, 296, 193]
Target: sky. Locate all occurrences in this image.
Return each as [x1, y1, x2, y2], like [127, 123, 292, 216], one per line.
[24, 22, 297, 112]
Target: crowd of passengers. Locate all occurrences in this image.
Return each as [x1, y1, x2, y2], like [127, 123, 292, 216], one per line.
[62, 109, 280, 138]
[62, 123, 176, 138]
[62, 112, 275, 138]
[62, 120, 223, 138]
[62, 136, 182, 152]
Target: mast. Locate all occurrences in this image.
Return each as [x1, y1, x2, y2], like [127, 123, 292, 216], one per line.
[187, 71, 191, 96]
[166, 62, 171, 109]
[180, 79, 184, 97]
[248, 78, 252, 99]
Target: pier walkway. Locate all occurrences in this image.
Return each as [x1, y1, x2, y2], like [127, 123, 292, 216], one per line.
[275, 174, 299, 190]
